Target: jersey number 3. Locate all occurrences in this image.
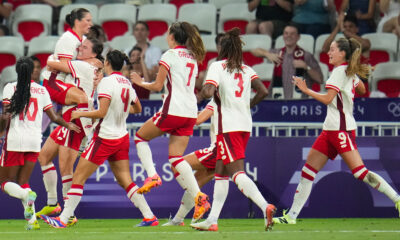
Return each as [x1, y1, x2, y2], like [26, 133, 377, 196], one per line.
[234, 73, 244, 97]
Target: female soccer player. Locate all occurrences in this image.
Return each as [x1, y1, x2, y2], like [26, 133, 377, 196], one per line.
[273, 38, 400, 224]
[197, 28, 275, 231]
[36, 37, 103, 219]
[0, 57, 79, 230]
[41, 50, 158, 228]
[130, 22, 210, 220]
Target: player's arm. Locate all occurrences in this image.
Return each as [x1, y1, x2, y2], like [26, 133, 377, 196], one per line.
[45, 107, 81, 133]
[71, 97, 110, 120]
[355, 80, 366, 96]
[129, 99, 142, 114]
[201, 83, 216, 99]
[250, 78, 268, 108]
[196, 108, 213, 125]
[130, 65, 167, 92]
[47, 59, 71, 73]
[293, 76, 337, 105]
[0, 103, 11, 135]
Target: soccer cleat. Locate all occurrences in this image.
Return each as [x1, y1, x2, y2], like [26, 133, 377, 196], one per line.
[190, 220, 218, 231]
[26, 220, 40, 230]
[40, 215, 67, 229]
[193, 192, 211, 221]
[67, 216, 78, 227]
[136, 216, 159, 227]
[35, 203, 62, 217]
[396, 199, 400, 217]
[272, 209, 296, 225]
[161, 218, 184, 226]
[24, 191, 37, 221]
[265, 204, 277, 231]
[137, 174, 162, 194]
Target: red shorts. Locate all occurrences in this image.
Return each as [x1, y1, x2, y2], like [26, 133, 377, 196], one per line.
[0, 151, 39, 167]
[152, 112, 196, 136]
[81, 134, 130, 165]
[43, 77, 75, 105]
[312, 130, 358, 160]
[194, 143, 217, 169]
[216, 132, 250, 165]
[49, 108, 85, 151]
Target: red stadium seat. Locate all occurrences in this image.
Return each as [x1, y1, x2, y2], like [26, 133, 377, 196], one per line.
[0, 37, 24, 73]
[371, 62, 400, 97]
[58, 4, 98, 36]
[27, 36, 59, 68]
[98, 4, 136, 41]
[219, 3, 255, 34]
[178, 3, 216, 35]
[242, 34, 271, 67]
[138, 4, 177, 40]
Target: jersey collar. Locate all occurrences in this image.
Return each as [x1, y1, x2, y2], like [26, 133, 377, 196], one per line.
[111, 72, 123, 76]
[67, 28, 82, 42]
[174, 45, 186, 49]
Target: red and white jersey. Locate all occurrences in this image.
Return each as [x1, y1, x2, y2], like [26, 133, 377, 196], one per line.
[159, 46, 198, 118]
[2, 81, 52, 152]
[205, 60, 258, 134]
[95, 72, 138, 139]
[205, 100, 217, 144]
[42, 29, 84, 82]
[324, 64, 359, 131]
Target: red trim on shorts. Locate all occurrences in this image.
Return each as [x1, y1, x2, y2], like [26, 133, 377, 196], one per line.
[125, 182, 137, 194]
[42, 166, 56, 174]
[304, 163, 318, 174]
[301, 171, 315, 181]
[351, 165, 365, 174]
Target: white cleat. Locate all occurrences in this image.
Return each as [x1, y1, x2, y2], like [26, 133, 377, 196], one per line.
[161, 219, 184, 226]
[190, 219, 218, 231]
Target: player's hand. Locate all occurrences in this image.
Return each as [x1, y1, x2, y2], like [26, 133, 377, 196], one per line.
[71, 110, 81, 121]
[130, 72, 143, 85]
[67, 122, 81, 133]
[292, 76, 308, 93]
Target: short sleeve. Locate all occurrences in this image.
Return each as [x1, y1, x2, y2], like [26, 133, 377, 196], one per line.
[43, 88, 53, 111]
[354, 75, 360, 87]
[55, 37, 76, 59]
[159, 50, 174, 71]
[130, 86, 138, 104]
[204, 62, 221, 87]
[205, 99, 216, 112]
[246, 66, 259, 81]
[325, 66, 346, 92]
[97, 77, 113, 100]
[68, 61, 92, 81]
[2, 83, 14, 104]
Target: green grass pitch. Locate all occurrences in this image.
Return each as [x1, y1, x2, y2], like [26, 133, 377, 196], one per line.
[0, 218, 399, 240]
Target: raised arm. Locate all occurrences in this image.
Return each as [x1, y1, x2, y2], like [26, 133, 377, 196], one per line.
[130, 65, 167, 92]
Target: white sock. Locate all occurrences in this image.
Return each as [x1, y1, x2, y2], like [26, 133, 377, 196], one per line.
[170, 156, 200, 198]
[288, 164, 317, 219]
[233, 171, 268, 217]
[41, 163, 58, 205]
[2, 182, 28, 200]
[135, 134, 157, 177]
[60, 184, 83, 223]
[62, 175, 73, 201]
[126, 183, 154, 219]
[353, 166, 400, 203]
[174, 190, 194, 222]
[208, 175, 229, 224]
[174, 172, 187, 190]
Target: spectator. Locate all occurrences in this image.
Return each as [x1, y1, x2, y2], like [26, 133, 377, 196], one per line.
[252, 24, 323, 99]
[377, 0, 400, 37]
[0, 24, 9, 36]
[0, 1, 12, 24]
[339, 0, 376, 35]
[246, 0, 294, 39]
[291, 0, 335, 39]
[122, 46, 151, 99]
[322, 13, 371, 62]
[126, 21, 162, 81]
[30, 56, 42, 84]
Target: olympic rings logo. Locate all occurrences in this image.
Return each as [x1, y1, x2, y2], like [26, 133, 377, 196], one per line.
[388, 102, 400, 117]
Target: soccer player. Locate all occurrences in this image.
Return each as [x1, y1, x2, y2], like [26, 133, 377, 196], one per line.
[130, 22, 211, 220]
[196, 28, 276, 231]
[0, 57, 79, 230]
[274, 37, 400, 224]
[36, 37, 103, 219]
[41, 50, 158, 228]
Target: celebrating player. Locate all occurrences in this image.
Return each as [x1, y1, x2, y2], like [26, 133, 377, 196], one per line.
[0, 57, 79, 230]
[273, 38, 400, 224]
[41, 50, 158, 228]
[196, 28, 275, 231]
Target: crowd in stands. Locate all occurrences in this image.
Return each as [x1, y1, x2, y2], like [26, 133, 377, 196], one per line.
[0, 0, 400, 99]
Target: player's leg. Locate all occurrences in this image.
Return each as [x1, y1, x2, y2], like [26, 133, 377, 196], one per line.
[64, 87, 88, 106]
[58, 146, 79, 201]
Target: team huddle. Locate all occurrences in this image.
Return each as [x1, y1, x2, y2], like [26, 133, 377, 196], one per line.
[0, 8, 399, 232]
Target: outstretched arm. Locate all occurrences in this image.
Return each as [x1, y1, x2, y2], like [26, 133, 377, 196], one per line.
[71, 97, 111, 120]
[293, 76, 337, 105]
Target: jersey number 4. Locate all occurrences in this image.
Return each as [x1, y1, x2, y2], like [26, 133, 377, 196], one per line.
[121, 88, 130, 112]
[19, 98, 38, 121]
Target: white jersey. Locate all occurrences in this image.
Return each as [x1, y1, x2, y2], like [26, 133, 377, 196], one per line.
[2, 82, 53, 152]
[42, 29, 84, 82]
[159, 46, 198, 118]
[205, 100, 217, 144]
[324, 64, 359, 131]
[95, 72, 137, 139]
[205, 60, 258, 134]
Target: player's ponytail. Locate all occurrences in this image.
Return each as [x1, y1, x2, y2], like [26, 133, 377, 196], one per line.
[106, 50, 129, 71]
[169, 22, 206, 63]
[8, 57, 33, 116]
[336, 38, 369, 79]
[219, 28, 243, 73]
[65, 8, 89, 28]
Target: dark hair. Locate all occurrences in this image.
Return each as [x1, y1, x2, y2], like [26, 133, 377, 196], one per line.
[106, 50, 130, 71]
[65, 8, 90, 28]
[285, 23, 300, 35]
[169, 22, 206, 62]
[86, 37, 104, 62]
[29, 55, 40, 64]
[335, 38, 369, 78]
[0, 24, 9, 36]
[129, 46, 142, 57]
[134, 21, 149, 31]
[87, 25, 107, 42]
[344, 13, 358, 26]
[219, 28, 243, 73]
[215, 33, 225, 45]
[8, 57, 34, 116]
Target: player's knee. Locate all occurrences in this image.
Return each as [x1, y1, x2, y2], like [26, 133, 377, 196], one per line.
[134, 133, 147, 145]
[352, 165, 369, 181]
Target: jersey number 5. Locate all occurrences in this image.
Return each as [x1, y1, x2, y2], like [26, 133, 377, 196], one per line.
[121, 88, 130, 112]
[186, 63, 195, 86]
[19, 98, 38, 121]
[234, 73, 244, 97]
